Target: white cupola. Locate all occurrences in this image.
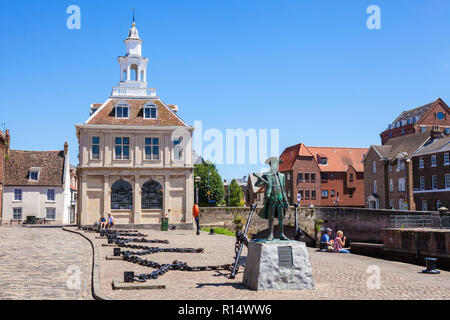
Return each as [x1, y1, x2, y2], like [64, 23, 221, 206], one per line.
[124, 22, 142, 57]
[117, 18, 149, 89]
[110, 15, 156, 98]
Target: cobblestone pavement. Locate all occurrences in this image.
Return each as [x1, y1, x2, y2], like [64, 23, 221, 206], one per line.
[0, 226, 92, 300]
[83, 228, 450, 300]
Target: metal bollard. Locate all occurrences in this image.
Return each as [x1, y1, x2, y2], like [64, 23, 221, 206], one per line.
[422, 257, 440, 274]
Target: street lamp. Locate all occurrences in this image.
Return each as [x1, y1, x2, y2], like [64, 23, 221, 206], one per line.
[207, 170, 212, 207]
[195, 176, 201, 204]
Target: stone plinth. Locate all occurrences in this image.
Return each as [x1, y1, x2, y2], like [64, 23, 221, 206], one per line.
[243, 240, 315, 291]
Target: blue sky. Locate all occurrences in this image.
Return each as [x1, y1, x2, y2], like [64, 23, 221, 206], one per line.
[2, 0, 450, 180]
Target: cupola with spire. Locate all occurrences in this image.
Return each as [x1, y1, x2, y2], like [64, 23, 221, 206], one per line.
[115, 9, 150, 92]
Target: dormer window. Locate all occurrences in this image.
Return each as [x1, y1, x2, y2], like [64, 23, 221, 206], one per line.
[115, 102, 129, 118]
[144, 103, 158, 119]
[29, 168, 40, 181]
[320, 157, 328, 165]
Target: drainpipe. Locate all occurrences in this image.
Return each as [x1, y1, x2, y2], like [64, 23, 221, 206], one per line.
[405, 158, 415, 211]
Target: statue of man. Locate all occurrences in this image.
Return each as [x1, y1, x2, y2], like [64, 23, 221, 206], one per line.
[253, 157, 290, 241]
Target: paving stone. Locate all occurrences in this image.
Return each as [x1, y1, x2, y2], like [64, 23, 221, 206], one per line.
[0, 226, 92, 300]
[84, 229, 450, 300]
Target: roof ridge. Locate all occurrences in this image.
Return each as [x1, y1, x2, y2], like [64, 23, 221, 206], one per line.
[307, 146, 368, 150]
[11, 149, 62, 153]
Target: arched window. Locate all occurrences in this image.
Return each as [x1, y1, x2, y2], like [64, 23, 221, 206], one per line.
[130, 64, 138, 81]
[111, 180, 133, 210]
[141, 180, 163, 209]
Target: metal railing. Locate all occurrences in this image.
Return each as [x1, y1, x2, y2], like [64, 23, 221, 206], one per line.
[389, 215, 433, 228]
[390, 214, 450, 229]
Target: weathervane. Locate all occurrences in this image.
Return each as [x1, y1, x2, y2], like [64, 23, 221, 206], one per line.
[132, 8, 135, 26]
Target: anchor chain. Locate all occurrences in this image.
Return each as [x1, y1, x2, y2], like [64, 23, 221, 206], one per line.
[121, 253, 233, 282]
[108, 236, 169, 245]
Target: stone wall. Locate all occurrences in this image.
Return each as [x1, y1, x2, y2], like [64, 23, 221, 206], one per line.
[382, 228, 450, 270]
[199, 206, 436, 244]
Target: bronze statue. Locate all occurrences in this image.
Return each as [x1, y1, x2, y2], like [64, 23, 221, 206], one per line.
[253, 157, 290, 241]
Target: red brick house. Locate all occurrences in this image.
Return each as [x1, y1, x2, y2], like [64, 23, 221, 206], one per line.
[279, 143, 367, 207]
[363, 129, 444, 210]
[380, 98, 450, 145]
[412, 135, 450, 211]
[0, 129, 8, 225]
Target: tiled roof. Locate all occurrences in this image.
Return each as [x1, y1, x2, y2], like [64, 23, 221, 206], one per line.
[372, 145, 392, 158]
[307, 147, 367, 172]
[412, 135, 450, 157]
[5, 150, 65, 186]
[279, 143, 313, 172]
[391, 100, 436, 125]
[279, 143, 367, 172]
[86, 99, 186, 126]
[383, 130, 432, 160]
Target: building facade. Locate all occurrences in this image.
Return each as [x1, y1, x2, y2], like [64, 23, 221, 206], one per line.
[245, 173, 266, 207]
[76, 21, 194, 227]
[279, 143, 367, 207]
[0, 129, 8, 224]
[363, 130, 443, 210]
[380, 98, 450, 145]
[412, 136, 450, 211]
[3, 141, 73, 224]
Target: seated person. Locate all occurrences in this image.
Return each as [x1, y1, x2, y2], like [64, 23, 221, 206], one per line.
[333, 230, 350, 253]
[99, 214, 107, 229]
[163, 209, 171, 220]
[107, 214, 114, 229]
[320, 228, 334, 252]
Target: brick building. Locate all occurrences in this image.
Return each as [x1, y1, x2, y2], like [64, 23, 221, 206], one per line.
[0, 129, 9, 225]
[412, 135, 450, 211]
[363, 130, 443, 209]
[279, 143, 367, 207]
[380, 98, 450, 145]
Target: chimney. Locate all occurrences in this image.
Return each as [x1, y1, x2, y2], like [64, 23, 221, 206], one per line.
[431, 126, 442, 140]
[5, 129, 10, 155]
[64, 141, 69, 156]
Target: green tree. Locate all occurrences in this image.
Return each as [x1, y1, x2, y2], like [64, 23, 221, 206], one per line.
[228, 179, 244, 207]
[194, 161, 224, 206]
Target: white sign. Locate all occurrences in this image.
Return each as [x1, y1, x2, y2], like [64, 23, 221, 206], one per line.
[297, 194, 302, 203]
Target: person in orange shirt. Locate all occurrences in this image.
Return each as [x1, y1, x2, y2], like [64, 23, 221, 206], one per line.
[193, 204, 200, 235]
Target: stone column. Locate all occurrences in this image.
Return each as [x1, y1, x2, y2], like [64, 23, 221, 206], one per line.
[103, 175, 110, 214]
[164, 135, 171, 167]
[80, 174, 88, 226]
[164, 174, 170, 217]
[134, 134, 140, 167]
[104, 133, 112, 167]
[184, 171, 194, 224]
[134, 175, 141, 225]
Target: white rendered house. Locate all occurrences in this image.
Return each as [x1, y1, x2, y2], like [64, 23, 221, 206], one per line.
[3, 142, 73, 225]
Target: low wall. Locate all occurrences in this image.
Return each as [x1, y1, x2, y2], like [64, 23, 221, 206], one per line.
[383, 228, 450, 270]
[199, 207, 436, 244]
